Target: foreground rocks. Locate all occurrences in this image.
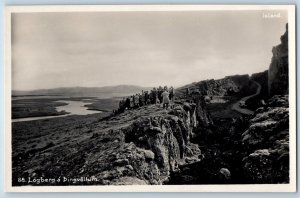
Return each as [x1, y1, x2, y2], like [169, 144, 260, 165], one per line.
[123, 104, 202, 184]
[12, 94, 290, 186]
[242, 95, 289, 183]
[12, 98, 206, 186]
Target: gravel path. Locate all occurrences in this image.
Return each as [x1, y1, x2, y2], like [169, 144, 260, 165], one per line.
[232, 81, 261, 115]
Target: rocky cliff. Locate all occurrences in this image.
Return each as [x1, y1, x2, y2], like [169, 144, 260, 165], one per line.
[242, 95, 289, 183]
[246, 70, 268, 110]
[12, 94, 211, 186]
[241, 23, 290, 184]
[176, 74, 250, 98]
[251, 70, 268, 98]
[123, 105, 201, 184]
[119, 96, 213, 184]
[268, 23, 289, 96]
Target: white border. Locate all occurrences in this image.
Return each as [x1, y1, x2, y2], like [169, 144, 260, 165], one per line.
[4, 5, 296, 192]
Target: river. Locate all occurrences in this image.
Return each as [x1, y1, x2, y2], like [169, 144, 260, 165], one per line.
[12, 100, 101, 122]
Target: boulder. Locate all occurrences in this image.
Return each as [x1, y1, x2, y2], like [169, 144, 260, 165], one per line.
[219, 168, 231, 180]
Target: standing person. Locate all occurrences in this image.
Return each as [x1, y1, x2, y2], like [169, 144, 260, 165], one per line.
[149, 90, 153, 104]
[125, 97, 130, 110]
[118, 98, 125, 113]
[139, 93, 143, 107]
[186, 88, 190, 96]
[169, 86, 174, 102]
[162, 87, 170, 109]
[140, 90, 144, 106]
[158, 86, 163, 103]
[144, 91, 149, 105]
[151, 88, 157, 104]
[130, 96, 134, 109]
[134, 94, 139, 108]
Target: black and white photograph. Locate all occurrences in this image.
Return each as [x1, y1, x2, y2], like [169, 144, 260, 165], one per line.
[5, 5, 296, 192]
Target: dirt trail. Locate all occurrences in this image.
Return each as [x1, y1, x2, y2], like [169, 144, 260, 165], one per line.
[232, 81, 261, 115]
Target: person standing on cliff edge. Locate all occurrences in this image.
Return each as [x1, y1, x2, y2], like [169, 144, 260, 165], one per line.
[186, 88, 190, 96]
[169, 86, 174, 102]
[162, 86, 170, 110]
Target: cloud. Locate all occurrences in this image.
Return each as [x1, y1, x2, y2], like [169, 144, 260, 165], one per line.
[12, 10, 288, 90]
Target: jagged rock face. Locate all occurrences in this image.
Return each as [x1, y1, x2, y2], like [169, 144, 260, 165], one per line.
[242, 95, 289, 183]
[246, 71, 269, 110]
[176, 74, 250, 98]
[202, 75, 250, 96]
[192, 95, 213, 127]
[94, 142, 161, 185]
[251, 70, 268, 97]
[243, 25, 290, 183]
[123, 103, 202, 184]
[268, 24, 289, 96]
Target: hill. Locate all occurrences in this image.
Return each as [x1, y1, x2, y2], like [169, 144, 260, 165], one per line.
[12, 85, 151, 99]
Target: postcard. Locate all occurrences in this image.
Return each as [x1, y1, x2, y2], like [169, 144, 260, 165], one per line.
[4, 5, 296, 192]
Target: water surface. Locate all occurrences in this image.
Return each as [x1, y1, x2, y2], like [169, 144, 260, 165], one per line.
[12, 100, 101, 122]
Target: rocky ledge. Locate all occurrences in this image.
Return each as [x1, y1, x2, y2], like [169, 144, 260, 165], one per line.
[12, 96, 210, 186]
[242, 95, 289, 183]
[122, 103, 202, 184]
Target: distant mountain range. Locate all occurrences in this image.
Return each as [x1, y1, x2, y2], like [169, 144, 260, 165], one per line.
[12, 85, 151, 99]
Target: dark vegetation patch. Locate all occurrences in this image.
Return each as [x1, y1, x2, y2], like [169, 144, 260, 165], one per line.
[84, 98, 120, 112]
[12, 98, 69, 119]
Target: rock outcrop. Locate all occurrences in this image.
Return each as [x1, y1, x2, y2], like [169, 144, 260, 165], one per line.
[268, 23, 289, 96]
[242, 95, 289, 183]
[245, 71, 269, 110]
[122, 101, 206, 184]
[251, 70, 268, 97]
[242, 23, 290, 184]
[176, 74, 250, 98]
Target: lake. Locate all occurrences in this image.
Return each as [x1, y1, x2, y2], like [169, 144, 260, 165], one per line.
[12, 100, 101, 122]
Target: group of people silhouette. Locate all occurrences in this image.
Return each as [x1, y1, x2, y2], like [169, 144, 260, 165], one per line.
[117, 86, 174, 113]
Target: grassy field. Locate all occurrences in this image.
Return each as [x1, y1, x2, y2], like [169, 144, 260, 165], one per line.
[11, 112, 112, 186]
[11, 104, 164, 186]
[84, 98, 121, 112]
[12, 96, 119, 119]
[12, 98, 70, 119]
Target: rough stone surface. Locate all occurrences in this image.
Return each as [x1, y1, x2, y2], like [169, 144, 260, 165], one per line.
[176, 74, 250, 98]
[123, 103, 203, 183]
[268, 23, 289, 96]
[242, 95, 289, 183]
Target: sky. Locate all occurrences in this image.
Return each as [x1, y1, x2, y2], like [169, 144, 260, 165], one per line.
[12, 10, 288, 90]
